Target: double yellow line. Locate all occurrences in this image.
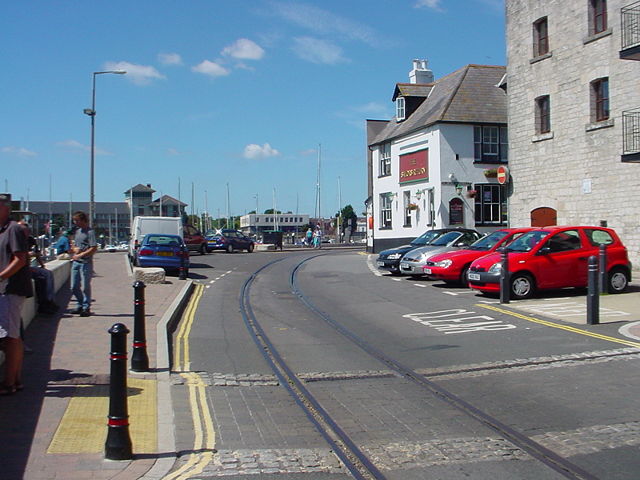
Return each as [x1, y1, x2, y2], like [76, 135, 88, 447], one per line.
[165, 283, 216, 480]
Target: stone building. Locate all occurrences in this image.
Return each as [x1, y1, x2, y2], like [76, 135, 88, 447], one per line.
[366, 60, 508, 253]
[506, 0, 640, 266]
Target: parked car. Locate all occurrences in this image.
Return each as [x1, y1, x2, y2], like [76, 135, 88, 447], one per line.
[206, 229, 255, 253]
[104, 244, 118, 252]
[376, 228, 467, 275]
[468, 226, 632, 299]
[129, 216, 182, 260]
[183, 224, 208, 254]
[425, 228, 535, 285]
[399, 229, 483, 277]
[133, 234, 189, 275]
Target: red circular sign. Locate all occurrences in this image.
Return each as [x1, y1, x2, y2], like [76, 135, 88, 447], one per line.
[497, 165, 509, 185]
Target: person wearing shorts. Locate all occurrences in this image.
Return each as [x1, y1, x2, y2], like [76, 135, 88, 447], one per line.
[0, 194, 33, 395]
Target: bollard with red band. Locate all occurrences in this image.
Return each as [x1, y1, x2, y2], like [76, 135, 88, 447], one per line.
[105, 323, 133, 460]
[131, 281, 149, 372]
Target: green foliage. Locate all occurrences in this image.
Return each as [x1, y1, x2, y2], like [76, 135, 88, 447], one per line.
[263, 209, 282, 214]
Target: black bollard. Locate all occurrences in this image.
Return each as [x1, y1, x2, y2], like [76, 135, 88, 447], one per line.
[499, 247, 510, 304]
[599, 244, 607, 294]
[178, 245, 187, 280]
[131, 281, 149, 372]
[587, 256, 600, 325]
[105, 323, 133, 460]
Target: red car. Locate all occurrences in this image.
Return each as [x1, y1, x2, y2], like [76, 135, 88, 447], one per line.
[425, 228, 535, 285]
[468, 226, 632, 299]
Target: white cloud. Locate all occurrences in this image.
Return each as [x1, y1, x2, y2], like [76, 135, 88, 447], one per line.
[158, 52, 183, 66]
[243, 143, 280, 159]
[56, 139, 112, 156]
[103, 61, 165, 85]
[292, 37, 348, 65]
[192, 60, 231, 77]
[1, 146, 36, 157]
[415, 0, 444, 10]
[166, 148, 184, 156]
[352, 102, 391, 116]
[222, 38, 265, 60]
[270, 1, 381, 47]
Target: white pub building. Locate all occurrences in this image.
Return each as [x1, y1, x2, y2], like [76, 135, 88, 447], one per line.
[366, 60, 509, 253]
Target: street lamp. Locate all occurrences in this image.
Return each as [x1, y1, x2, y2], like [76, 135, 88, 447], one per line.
[84, 70, 126, 228]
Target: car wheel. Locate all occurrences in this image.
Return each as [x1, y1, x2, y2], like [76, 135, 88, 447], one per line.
[459, 266, 470, 286]
[608, 267, 629, 294]
[510, 273, 535, 300]
[247, 244, 254, 253]
[200, 244, 207, 255]
[206, 247, 212, 254]
[226, 244, 234, 254]
[410, 274, 424, 279]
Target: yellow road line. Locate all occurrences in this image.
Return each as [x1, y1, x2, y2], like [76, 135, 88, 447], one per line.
[477, 303, 640, 348]
[164, 283, 216, 480]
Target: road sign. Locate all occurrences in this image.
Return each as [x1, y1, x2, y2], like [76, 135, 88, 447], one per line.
[497, 165, 509, 185]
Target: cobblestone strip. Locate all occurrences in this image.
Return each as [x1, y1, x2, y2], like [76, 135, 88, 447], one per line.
[170, 349, 640, 387]
[173, 421, 640, 476]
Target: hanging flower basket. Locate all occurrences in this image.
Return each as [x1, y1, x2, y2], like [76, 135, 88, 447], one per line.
[484, 168, 498, 178]
[407, 203, 419, 211]
[466, 189, 478, 198]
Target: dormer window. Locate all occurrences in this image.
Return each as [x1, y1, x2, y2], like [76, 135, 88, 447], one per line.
[396, 97, 406, 121]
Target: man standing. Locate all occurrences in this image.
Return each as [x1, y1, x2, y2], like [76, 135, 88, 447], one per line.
[0, 194, 32, 395]
[70, 211, 97, 317]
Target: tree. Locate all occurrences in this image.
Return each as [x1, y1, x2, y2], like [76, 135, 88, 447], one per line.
[263, 209, 282, 214]
[340, 204, 357, 242]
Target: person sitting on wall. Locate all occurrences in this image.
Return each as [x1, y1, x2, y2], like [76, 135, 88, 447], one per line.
[18, 221, 58, 315]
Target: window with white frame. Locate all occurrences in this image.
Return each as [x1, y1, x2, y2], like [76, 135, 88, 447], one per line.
[380, 193, 392, 228]
[474, 184, 507, 225]
[396, 97, 405, 121]
[403, 191, 412, 227]
[474, 125, 508, 162]
[379, 143, 391, 176]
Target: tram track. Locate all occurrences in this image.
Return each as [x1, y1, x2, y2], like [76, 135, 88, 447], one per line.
[239, 252, 601, 480]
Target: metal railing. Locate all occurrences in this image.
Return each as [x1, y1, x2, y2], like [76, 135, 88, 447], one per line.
[622, 108, 640, 154]
[621, 1, 640, 50]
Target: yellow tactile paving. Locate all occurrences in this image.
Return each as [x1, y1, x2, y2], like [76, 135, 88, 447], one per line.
[47, 378, 157, 454]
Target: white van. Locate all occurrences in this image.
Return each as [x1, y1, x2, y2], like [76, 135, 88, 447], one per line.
[129, 216, 182, 260]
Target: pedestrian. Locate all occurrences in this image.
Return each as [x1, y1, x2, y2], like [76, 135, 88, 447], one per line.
[54, 230, 70, 255]
[69, 211, 97, 317]
[0, 194, 33, 395]
[305, 227, 313, 247]
[313, 226, 322, 249]
[18, 221, 58, 315]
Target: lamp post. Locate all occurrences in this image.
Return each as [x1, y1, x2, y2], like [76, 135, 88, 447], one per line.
[84, 70, 126, 228]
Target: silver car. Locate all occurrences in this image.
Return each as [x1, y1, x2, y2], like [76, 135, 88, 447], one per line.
[399, 230, 482, 277]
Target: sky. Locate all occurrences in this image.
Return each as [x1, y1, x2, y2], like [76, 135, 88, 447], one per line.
[1, 0, 505, 219]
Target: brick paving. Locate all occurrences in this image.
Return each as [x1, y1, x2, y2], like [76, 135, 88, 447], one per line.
[0, 252, 186, 480]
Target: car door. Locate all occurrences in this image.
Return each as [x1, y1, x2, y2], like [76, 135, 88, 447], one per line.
[534, 229, 584, 288]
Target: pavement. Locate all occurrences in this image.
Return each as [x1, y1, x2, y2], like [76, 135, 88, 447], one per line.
[0, 252, 191, 480]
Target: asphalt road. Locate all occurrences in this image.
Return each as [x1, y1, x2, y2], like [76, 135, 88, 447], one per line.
[168, 249, 640, 479]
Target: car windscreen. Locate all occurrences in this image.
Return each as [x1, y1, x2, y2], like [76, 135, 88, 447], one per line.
[144, 235, 181, 246]
[430, 231, 461, 246]
[468, 231, 509, 251]
[506, 230, 550, 252]
[411, 230, 444, 246]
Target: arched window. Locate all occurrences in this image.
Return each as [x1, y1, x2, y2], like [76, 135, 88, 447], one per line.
[449, 198, 464, 225]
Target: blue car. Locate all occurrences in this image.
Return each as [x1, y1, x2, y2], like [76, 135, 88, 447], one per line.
[134, 234, 189, 275]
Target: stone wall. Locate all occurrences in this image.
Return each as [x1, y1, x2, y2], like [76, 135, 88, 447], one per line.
[506, 0, 640, 268]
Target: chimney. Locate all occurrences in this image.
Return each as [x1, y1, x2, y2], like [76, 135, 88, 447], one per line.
[147, 183, 151, 188]
[409, 59, 433, 84]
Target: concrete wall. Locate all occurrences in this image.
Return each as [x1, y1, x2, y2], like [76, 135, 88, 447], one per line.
[22, 259, 72, 329]
[506, 0, 640, 267]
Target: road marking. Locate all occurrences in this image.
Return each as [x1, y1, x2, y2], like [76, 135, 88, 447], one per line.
[443, 291, 458, 296]
[619, 321, 640, 341]
[174, 283, 204, 373]
[477, 304, 640, 348]
[404, 309, 516, 334]
[392, 278, 402, 282]
[414, 283, 428, 288]
[516, 300, 631, 319]
[365, 254, 384, 277]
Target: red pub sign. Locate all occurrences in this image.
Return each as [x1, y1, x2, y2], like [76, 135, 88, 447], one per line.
[399, 149, 428, 184]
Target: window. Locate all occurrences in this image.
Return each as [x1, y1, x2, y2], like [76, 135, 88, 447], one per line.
[533, 17, 549, 57]
[591, 78, 609, 122]
[403, 191, 412, 227]
[380, 194, 392, 228]
[589, 0, 607, 35]
[380, 143, 391, 177]
[396, 97, 405, 121]
[543, 230, 582, 252]
[585, 228, 614, 246]
[474, 184, 507, 225]
[535, 95, 551, 134]
[474, 126, 508, 162]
